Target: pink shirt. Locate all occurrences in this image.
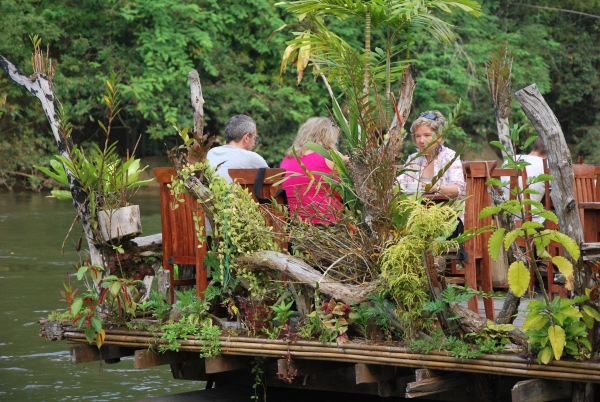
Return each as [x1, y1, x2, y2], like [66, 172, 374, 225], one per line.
[280, 153, 343, 224]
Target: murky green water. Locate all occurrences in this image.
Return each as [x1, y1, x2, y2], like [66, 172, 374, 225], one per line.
[0, 189, 201, 401]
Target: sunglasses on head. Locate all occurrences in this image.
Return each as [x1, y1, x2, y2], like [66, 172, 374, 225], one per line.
[418, 113, 436, 120]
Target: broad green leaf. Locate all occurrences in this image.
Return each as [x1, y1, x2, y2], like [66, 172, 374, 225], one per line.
[91, 316, 103, 333]
[508, 261, 530, 297]
[521, 221, 544, 230]
[85, 327, 96, 344]
[504, 229, 522, 250]
[582, 305, 600, 322]
[50, 190, 73, 201]
[558, 306, 581, 318]
[547, 325, 566, 361]
[551, 232, 580, 260]
[551, 256, 573, 278]
[111, 281, 121, 296]
[581, 310, 595, 329]
[488, 228, 506, 262]
[76, 266, 88, 281]
[478, 206, 501, 219]
[536, 211, 558, 224]
[490, 140, 508, 153]
[71, 297, 83, 316]
[538, 346, 553, 364]
[522, 312, 548, 331]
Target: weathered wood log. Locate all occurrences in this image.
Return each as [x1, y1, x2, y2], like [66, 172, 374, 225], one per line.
[134, 349, 201, 369]
[405, 372, 469, 395]
[511, 379, 572, 402]
[0, 55, 104, 268]
[514, 84, 588, 293]
[70, 343, 134, 364]
[237, 251, 376, 304]
[450, 302, 526, 346]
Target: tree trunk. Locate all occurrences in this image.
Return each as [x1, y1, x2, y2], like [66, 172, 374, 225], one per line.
[0, 55, 104, 268]
[237, 250, 376, 304]
[385, 64, 416, 156]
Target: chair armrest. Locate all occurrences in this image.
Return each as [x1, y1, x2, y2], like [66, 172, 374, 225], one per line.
[578, 202, 600, 210]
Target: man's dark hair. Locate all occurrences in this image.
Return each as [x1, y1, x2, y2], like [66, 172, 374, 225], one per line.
[224, 115, 256, 143]
[532, 138, 546, 155]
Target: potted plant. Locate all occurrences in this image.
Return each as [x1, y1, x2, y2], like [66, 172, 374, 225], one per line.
[36, 72, 153, 244]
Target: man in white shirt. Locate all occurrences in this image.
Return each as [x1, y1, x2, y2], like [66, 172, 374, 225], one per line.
[207, 115, 268, 182]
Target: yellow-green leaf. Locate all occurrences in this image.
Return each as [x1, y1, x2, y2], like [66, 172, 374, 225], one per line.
[551, 256, 573, 278]
[582, 305, 600, 322]
[508, 261, 530, 297]
[504, 229, 522, 250]
[522, 312, 548, 331]
[488, 228, 506, 262]
[581, 310, 595, 329]
[552, 232, 580, 260]
[558, 306, 581, 318]
[538, 346, 553, 364]
[548, 325, 566, 361]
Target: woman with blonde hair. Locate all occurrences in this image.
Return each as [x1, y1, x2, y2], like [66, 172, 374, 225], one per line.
[397, 110, 466, 199]
[280, 117, 344, 224]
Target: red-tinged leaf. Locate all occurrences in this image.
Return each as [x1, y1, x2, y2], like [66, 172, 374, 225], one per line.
[96, 329, 106, 348]
[99, 288, 109, 304]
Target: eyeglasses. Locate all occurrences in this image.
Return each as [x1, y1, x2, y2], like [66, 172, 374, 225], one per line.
[329, 117, 339, 129]
[247, 132, 260, 144]
[418, 112, 436, 120]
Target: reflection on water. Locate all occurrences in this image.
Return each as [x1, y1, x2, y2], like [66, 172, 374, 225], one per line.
[0, 189, 201, 401]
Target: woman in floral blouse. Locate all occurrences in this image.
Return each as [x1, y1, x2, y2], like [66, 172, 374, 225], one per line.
[397, 110, 466, 200]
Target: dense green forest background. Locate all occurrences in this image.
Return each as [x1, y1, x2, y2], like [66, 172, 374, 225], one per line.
[1, 0, 599, 190]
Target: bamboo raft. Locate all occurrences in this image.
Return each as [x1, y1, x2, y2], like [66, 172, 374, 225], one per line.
[51, 325, 600, 384]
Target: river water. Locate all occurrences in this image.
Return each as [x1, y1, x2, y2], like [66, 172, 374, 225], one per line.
[0, 189, 201, 401]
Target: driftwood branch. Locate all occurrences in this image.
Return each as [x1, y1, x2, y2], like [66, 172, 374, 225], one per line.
[387, 63, 416, 140]
[186, 70, 213, 165]
[237, 250, 376, 304]
[514, 84, 589, 293]
[0, 54, 104, 267]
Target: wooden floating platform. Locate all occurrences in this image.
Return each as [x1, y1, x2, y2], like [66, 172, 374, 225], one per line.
[57, 326, 600, 383]
[40, 322, 598, 401]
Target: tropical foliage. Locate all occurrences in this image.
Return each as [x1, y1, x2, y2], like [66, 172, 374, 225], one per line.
[2, 1, 600, 190]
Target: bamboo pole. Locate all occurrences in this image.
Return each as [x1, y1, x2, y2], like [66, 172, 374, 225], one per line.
[64, 331, 600, 382]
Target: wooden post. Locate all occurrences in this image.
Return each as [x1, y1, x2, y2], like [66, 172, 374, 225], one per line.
[511, 379, 572, 402]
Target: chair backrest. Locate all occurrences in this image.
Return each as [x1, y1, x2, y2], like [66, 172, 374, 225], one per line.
[228, 168, 288, 250]
[462, 161, 497, 261]
[228, 168, 287, 202]
[154, 168, 207, 303]
[573, 164, 596, 203]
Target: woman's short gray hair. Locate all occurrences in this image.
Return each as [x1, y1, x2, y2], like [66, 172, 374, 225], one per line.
[410, 110, 446, 135]
[225, 115, 257, 143]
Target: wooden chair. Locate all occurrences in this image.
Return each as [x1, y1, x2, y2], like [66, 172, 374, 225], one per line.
[155, 168, 208, 304]
[542, 163, 599, 299]
[460, 161, 497, 320]
[228, 168, 288, 250]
